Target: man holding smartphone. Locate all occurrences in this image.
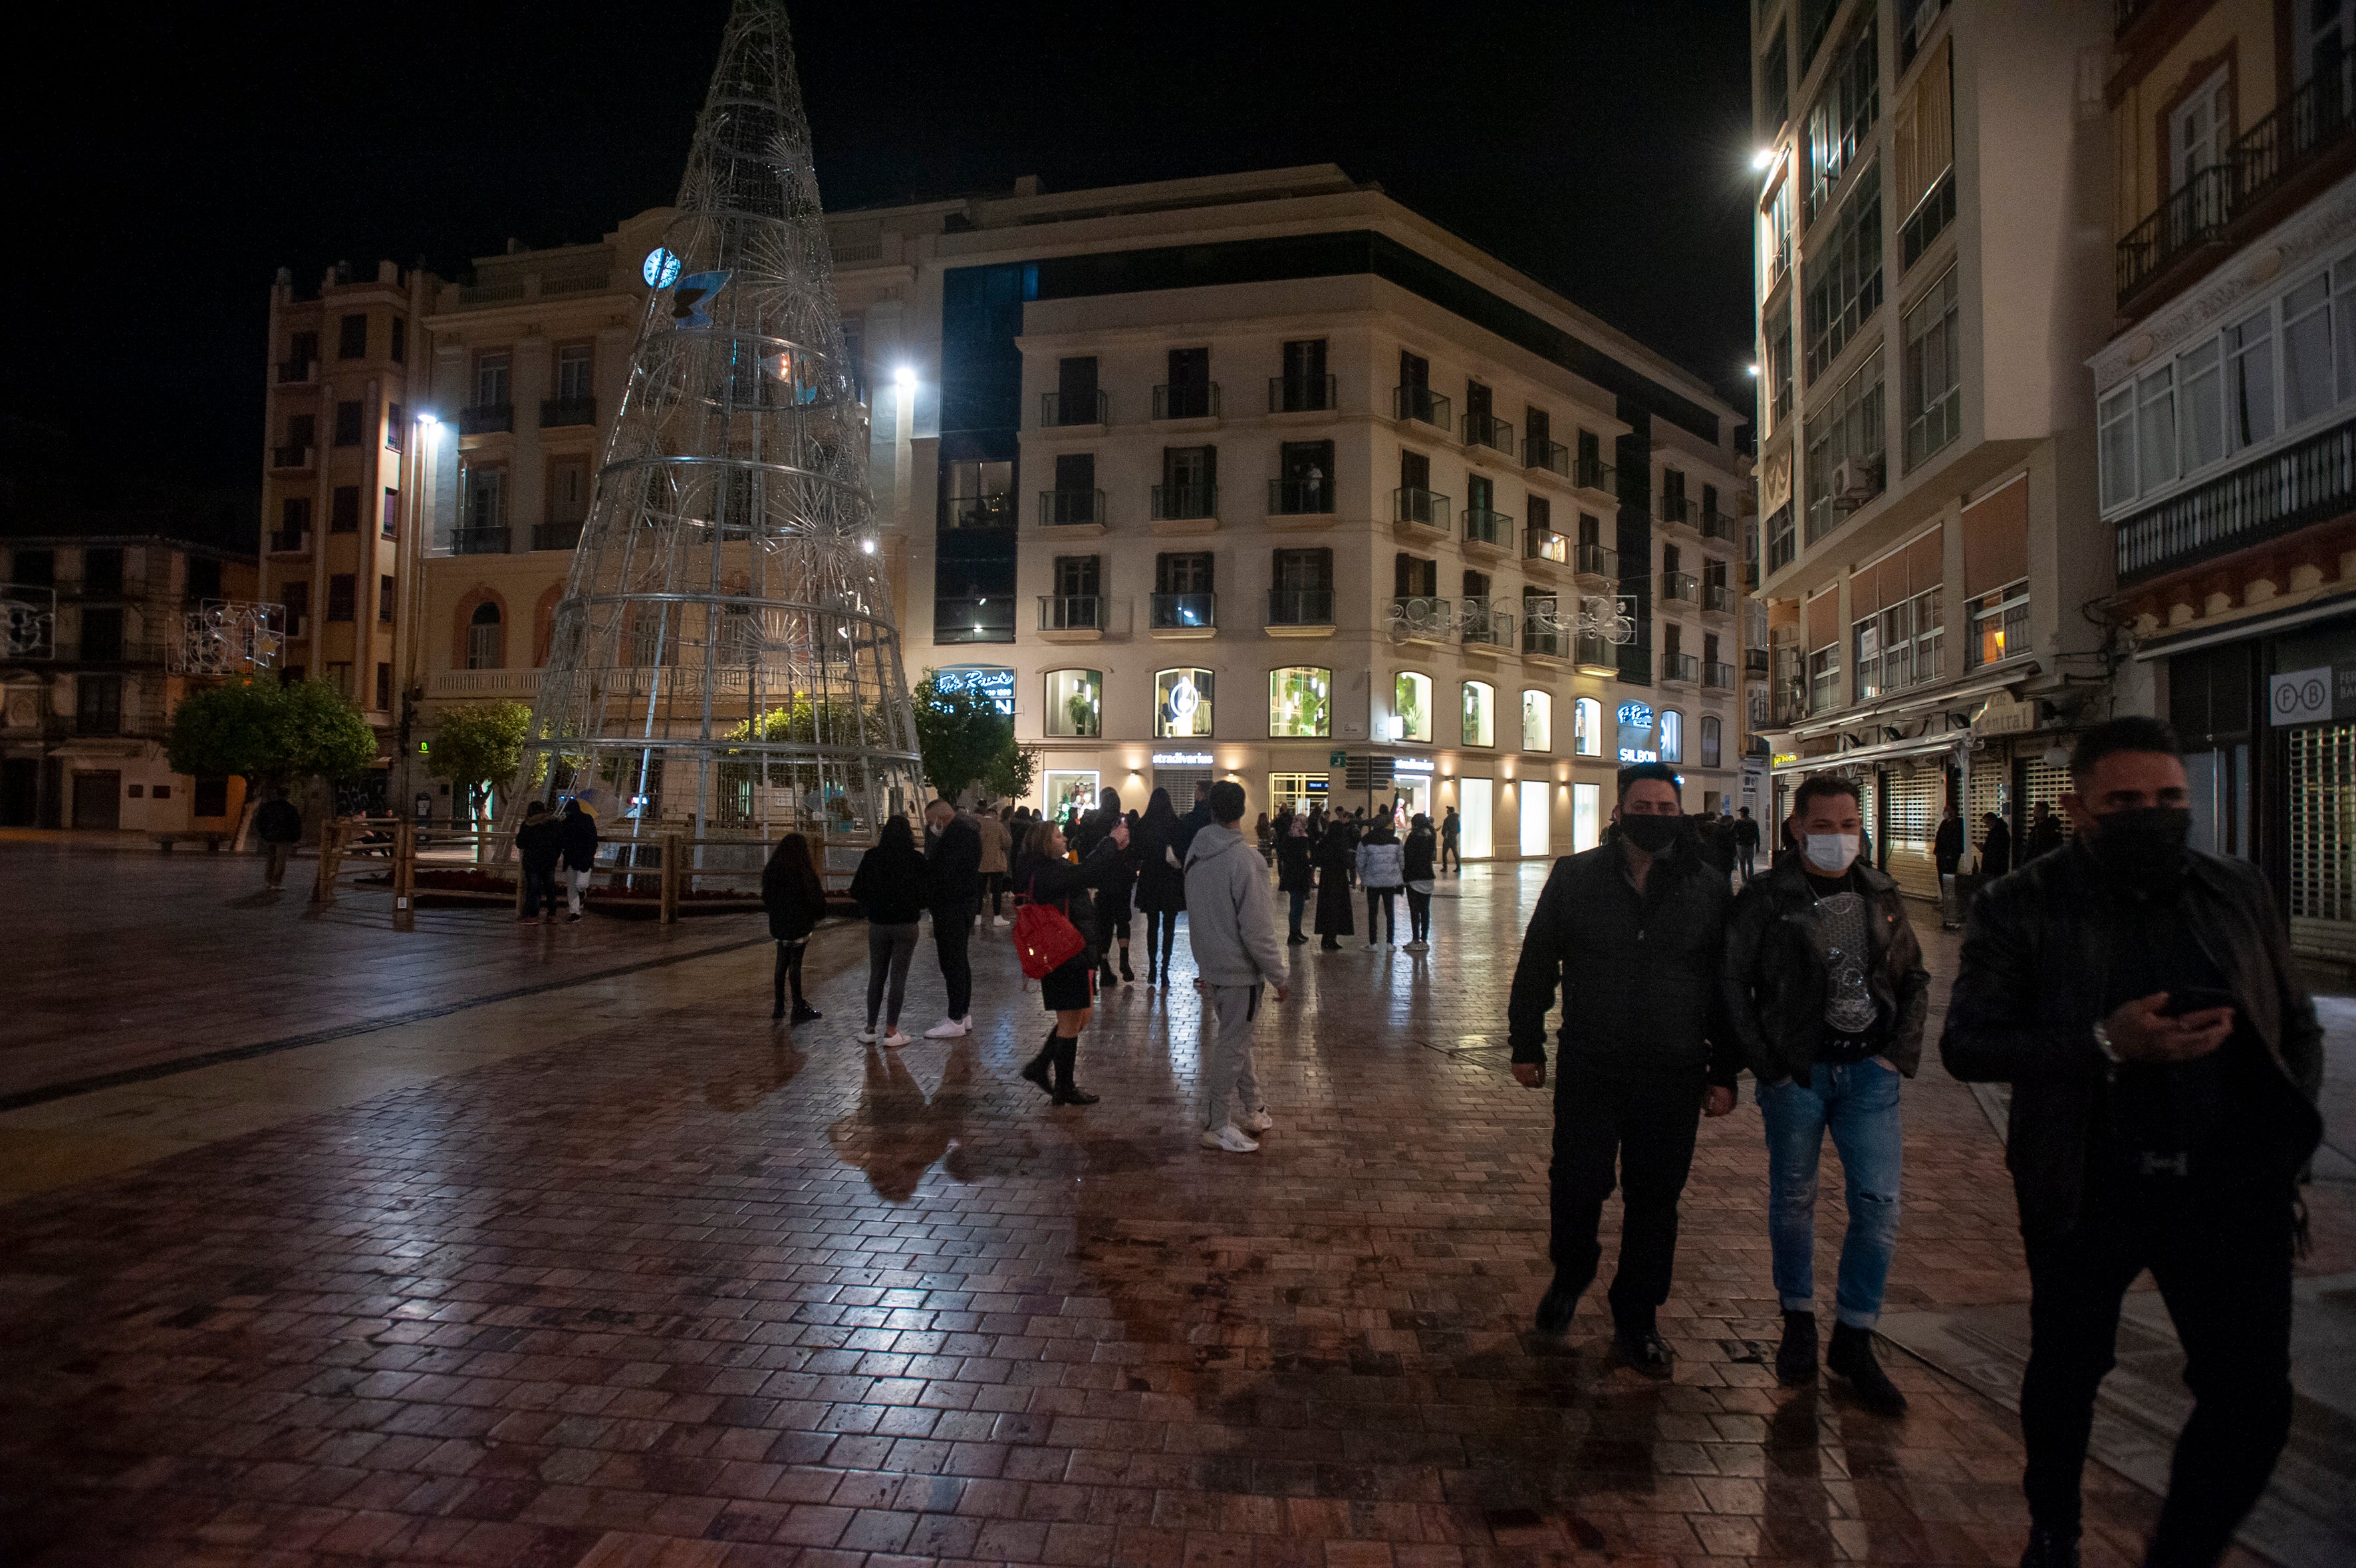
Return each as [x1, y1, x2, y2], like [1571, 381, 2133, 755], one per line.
[1942, 717, 2323, 1568]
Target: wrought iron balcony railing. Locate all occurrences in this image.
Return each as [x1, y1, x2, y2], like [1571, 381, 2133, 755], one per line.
[1041, 389, 1108, 427]
[451, 526, 512, 555]
[1150, 483, 1218, 521]
[1268, 477, 1335, 515]
[459, 403, 513, 435]
[1153, 383, 1221, 420]
[539, 396, 596, 428]
[2116, 415, 2356, 581]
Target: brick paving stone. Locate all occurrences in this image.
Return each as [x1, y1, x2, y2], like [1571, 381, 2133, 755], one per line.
[0, 856, 2328, 1566]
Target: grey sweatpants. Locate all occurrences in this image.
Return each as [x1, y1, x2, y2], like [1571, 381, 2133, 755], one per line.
[1200, 982, 1264, 1132]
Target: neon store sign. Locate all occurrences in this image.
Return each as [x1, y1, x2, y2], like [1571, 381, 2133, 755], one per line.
[1616, 700, 1658, 763]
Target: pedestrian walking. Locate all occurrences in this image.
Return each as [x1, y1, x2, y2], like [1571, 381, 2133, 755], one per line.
[2028, 801, 2065, 862]
[849, 815, 927, 1046]
[919, 799, 983, 1038]
[1011, 818, 1127, 1105]
[1186, 781, 1291, 1153]
[557, 796, 598, 919]
[1312, 813, 1357, 950]
[1980, 811, 2013, 877]
[1402, 812, 1438, 952]
[1093, 809, 1138, 987]
[1722, 772, 1928, 1415]
[1439, 805, 1461, 874]
[1355, 817, 1404, 946]
[1277, 812, 1315, 945]
[761, 831, 828, 1023]
[1177, 780, 1214, 858]
[1933, 805, 1966, 930]
[514, 801, 561, 922]
[1732, 807, 1760, 882]
[1132, 788, 1188, 985]
[1507, 762, 1739, 1371]
[1072, 785, 1122, 859]
[976, 805, 1013, 928]
[254, 787, 303, 889]
[1941, 718, 2323, 1568]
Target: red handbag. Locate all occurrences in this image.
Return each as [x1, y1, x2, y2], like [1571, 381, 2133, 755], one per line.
[1011, 882, 1086, 979]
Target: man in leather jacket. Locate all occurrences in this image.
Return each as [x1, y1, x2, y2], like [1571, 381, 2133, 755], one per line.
[1941, 718, 2322, 1568]
[1722, 772, 1927, 1418]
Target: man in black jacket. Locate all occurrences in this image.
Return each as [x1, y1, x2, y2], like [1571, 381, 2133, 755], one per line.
[1933, 805, 1966, 930]
[921, 799, 983, 1039]
[1942, 718, 2323, 1568]
[1507, 763, 1739, 1372]
[1723, 773, 1928, 1418]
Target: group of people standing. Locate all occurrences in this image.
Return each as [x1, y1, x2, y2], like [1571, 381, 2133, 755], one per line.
[1275, 805, 1444, 952]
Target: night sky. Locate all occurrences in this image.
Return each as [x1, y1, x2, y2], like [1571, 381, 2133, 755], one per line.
[5, 1, 1758, 513]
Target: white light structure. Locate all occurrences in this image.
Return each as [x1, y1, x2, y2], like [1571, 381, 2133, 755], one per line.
[172, 600, 287, 676]
[1, 584, 57, 659]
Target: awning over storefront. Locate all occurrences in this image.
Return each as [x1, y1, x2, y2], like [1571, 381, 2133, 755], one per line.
[1776, 658, 2039, 745]
[2131, 594, 2356, 659]
[1770, 729, 1966, 777]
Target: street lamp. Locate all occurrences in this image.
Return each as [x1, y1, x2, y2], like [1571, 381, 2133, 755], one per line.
[1751, 148, 1777, 171]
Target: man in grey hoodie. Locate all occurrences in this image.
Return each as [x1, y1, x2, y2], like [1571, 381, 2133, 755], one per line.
[1185, 780, 1291, 1152]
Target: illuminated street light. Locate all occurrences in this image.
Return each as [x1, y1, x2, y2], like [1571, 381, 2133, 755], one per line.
[1752, 148, 1776, 170]
[894, 366, 916, 388]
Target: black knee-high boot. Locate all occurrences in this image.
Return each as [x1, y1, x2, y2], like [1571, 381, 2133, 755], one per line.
[1158, 922, 1176, 983]
[771, 942, 788, 1019]
[787, 942, 817, 1021]
[1020, 1027, 1056, 1096]
[1051, 1035, 1098, 1106]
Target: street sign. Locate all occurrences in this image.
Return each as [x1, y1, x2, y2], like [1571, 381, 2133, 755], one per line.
[1329, 750, 1347, 769]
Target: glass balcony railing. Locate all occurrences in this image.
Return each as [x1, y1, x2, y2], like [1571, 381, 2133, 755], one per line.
[1658, 495, 1694, 527]
[1269, 374, 1336, 413]
[1038, 489, 1105, 527]
[1661, 652, 1699, 684]
[1393, 487, 1450, 530]
[1041, 390, 1108, 427]
[935, 595, 1016, 645]
[1699, 507, 1738, 543]
[1523, 436, 1570, 477]
[1150, 591, 1216, 630]
[452, 526, 512, 555]
[1393, 385, 1451, 428]
[1574, 454, 1616, 493]
[1702, 583, 1735, 614]
[1660, 571, 1699, 606]
[1150, 483, 1218, 521]
[1462, 410, 1514, 455]
[1039, 594, 1103, 632]
[1575, 633, 1618, 671]
[1703, 660, 1735, 690]
[1152, 382, 1221, 420]
[1462, 507, 1512, 547]
[1573, 541, 1617, 581]
[1269, 476, 1335, 515]
[1525, 527, 1569, 565]
[1266, 588, 1334, 626]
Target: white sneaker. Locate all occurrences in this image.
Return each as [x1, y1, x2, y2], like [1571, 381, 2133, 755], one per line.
[923, 1017, 965, 1039]
[1406, 940, 1429, 954]
[856, 1025, 879, 1043]
[1240, 1108, 1274, 1134]
[882, 1030, 912, 1048]
[1200, 1124, 1260, 1154]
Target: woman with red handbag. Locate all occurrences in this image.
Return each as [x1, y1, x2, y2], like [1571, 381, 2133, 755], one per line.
[1010, 817, 1128, 1105]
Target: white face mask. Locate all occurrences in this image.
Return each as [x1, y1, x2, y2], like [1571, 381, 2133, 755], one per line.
[1803, 833, 1860, 875]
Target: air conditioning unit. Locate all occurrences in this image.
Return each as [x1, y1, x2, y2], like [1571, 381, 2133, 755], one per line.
[1829, 454, 1885, 513]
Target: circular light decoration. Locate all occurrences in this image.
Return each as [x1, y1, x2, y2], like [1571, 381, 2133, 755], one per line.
[642, 247, 682, 289]
[1167, 677, 1199, 722]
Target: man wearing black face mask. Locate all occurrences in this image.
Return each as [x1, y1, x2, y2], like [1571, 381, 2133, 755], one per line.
[1507, 763, 1740, 1372]
[1942, 717, 2323, 1568]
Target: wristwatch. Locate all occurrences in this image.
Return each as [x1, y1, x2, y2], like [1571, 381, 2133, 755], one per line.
[2091, 1021, 2119, 1063]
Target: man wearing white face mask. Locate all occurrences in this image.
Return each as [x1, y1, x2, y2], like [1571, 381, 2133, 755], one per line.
[1723, 773, 1928, 1418]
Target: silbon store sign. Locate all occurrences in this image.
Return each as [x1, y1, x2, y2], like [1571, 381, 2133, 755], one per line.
[1616, 701, 1658, 763]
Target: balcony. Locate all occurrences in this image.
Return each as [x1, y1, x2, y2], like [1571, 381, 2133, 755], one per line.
[1523, 436, 1571, 478]
[935, 595, 1015, 645]
[1525, 527, 1570, 568]
[275, 359, 316, 384]
[451, 525, 513, 555]
[1573, 455, 1616, 497]
[1458, 596, 1508, 651]
[1039, 594, 1105, 638]
[1699, 507, 1738, 544]
[1387, 596, 1449, 644]
[1266, 588, 1335, 630]
[1661, 652, 1699, 686]
[1462, 410, 1514, 456]
[459, 403, 513, 436]
[1703, 660, 1734, 690]
[1462, 507, 1513, 550]
[1150, 483, 1218, 527]
[1152, 383, 1220, 420]
[1573, 541, 1617, 588]
[267, 529, 310, 555]
[1521, 604, 1565, 661]
[1038, 489, 1107, 529]
[1041, 389, 1109, 428]
[1269, 374, 1336, 413]
[1267, 476, 1336, 517]
[532, 520, 584, 552]
[1150, 591, 1216, 635]
[1658, 496, 1694, 529]
[540, 396, 596, 428]
[1660, 571, 1699, 608]
[1393, 385, 1452, 428]
[1702, 583, 1735, 616]
[271, 444, 314, 470]
[1575, 633, 1620, 675]
[947, 492, 1016, 530]
[1393, 487, 1450, 534]
[2117, 70, 2356, 309]
[2117, 416, 2356, 581]
[1746, 646, 1771, 674]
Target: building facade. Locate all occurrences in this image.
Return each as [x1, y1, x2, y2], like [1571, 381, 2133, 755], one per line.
[2093, 0, 2356, 970]
[1750, 0, 2115, 900]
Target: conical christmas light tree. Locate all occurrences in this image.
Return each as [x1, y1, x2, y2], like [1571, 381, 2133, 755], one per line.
[517, 0, 921, 850]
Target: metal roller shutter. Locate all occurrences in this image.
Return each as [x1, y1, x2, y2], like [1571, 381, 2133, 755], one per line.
[1882, 765, 1944, 902]
[1968, 746, 2007, 873]
[2017, 756, 2074, 856]
[2288, 720, 2356, 964]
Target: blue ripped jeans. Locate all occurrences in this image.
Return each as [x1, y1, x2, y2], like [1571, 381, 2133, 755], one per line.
[1758, 1058, 1903, 1328]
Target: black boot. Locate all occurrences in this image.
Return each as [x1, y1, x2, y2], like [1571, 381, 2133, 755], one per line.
[1118, 950, 1133, 983]
[1287, 928, 1307, 945]
[1775, 1310, 1818, 1386]
[1533, 1271, 1582, 1337]
[1097, 959, 1118, 988]
[1826, 1323, 1908, 1416]
[1051, 1035, 1098, 1106]
[2018, 1525, 2079, 1568]
[1611, 1304, 1672, 1377]
[790, 1000, 821, 1024]
[1019, 1030, 1055, 1098]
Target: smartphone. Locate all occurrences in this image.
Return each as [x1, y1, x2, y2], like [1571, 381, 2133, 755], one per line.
[2162, 986, 2237, 1018]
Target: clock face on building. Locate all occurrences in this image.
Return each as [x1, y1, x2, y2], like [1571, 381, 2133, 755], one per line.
[641, 247, 682, 289]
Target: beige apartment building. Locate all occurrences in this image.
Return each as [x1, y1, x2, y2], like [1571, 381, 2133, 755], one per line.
[2091, 0, 2356, 968]
[1750, 0, 2115, 899]
[275, 166, 1756, 856]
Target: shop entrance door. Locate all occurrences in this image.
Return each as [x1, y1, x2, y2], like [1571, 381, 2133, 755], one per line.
[72, 770, 120, 830]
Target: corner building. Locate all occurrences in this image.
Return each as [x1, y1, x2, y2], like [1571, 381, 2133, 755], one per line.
[1749, 0, 2115, 899]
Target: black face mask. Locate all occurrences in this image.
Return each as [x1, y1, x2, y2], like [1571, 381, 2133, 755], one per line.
[2088, 805, 2192, 885]
[1621, 814, 1681, 853]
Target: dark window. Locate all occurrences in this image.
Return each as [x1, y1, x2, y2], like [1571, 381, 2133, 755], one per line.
[379, 575, 395, 622]
[390, 317, 406, 364]
[1579, 512, 1601, 545]
[1277, 338, 1330, 410]
[280, 497, 311, 535]
[194, 777, 229, 817]
[12, 548, 54, 587]
[1274, 547, 1333, 590]
[334, 400, 363, 446]
[1276, 440, 1334, 513]
[82, 548, 124, 598]
[79, 607, 124, 660]
[1464, 567, 1491, 598]
[77, 674, 122, 736]
[1529, 494, 1552, 532]
[186, 557, 221, 602]
[385, 402, 405, 452]
[1054, 452, 1095, 493]
[1400, 449, 1430, 490]
[1762, 19, 1789, 133]
[1703, 483, 1719, 520]
[1466, 381, 1492, 419]
[327, 574, 356, 622]
[1577, 428, 1601, 469]
[1805, 10, 1879, 223]
[1394, 553, 1438, 596]
[1704, 631, 1721, 664]
[1053, 555, 1101, 596]
[1665, 622, 1683, 658]
[330, 486, 360, 533]
[1160, 446, 1216, 515]
[1400, 350, 1428, 390]
[1525, 406, 1551, 448]
[285, 412, 315, 450]
[382, 488, 400, 537]
[1283, 339, 1327, 381]
[1664, 543, 1682, 575]
[376, 662, 392, 712]
[288, 330, 319, 368]
[1798, 0, 1839, 74]
[1155, 551, 1214, 594]
[338, 312, 368, 360]
[1053, 356, 1099, 425]
[1164, 346, 1212, 419]
[1468, 473, 1494, 512]
[281, 580, 309, 618]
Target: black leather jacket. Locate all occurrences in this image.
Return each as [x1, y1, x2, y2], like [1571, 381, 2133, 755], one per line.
[1722, 860, 1930, 1081]
[1939, 840, 2324, 1235]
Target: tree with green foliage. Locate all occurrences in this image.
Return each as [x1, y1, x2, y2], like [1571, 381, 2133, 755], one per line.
[982, 737, 1040, 805]
[910, 672, 1015, 803]
[424, 701, 535, 822]
[166, 675, 378, 788]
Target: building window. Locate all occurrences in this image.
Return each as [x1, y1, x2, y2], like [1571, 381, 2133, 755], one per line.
[78, 606, 123, 660]
[475, 350, 511, 410]
[1700, 715, 1722, 768]
[382, 488, 400, 538]
[1809, 642, 1841, 712]
[281, 580, 309, 625]
[1798, 0, 1839, 74]
[1044, 668, 1101, 737]
[1853, 583, 1943, 700]
[1803, 163, 1882, 381]
[338, 312, 367, 360]
[1902, 267, 1960, 469]
[1574, 696, 1602, 757]
[462, 467, 507, 535]
[378, 575, 395, 623]
[1394, 552, 1438, 599]
[327, 574, 356, 622]
[330, 485, 360, 533]
[77, 674, 122, 736]
[1895, 37, 1956, 268]
[1964, 580, 2028, 669]
[1766, 501, 1796, 573]
[1152, 551, 1215, 630]
[1275, 440, 1335, 514]
[1394, 671, 1432, 743]
[1155, 668, 1214, 738]
[466, 601, 504, 670]
[1805, 9, 1879, 223]
[375, 662, 392, 712]
[82, 547, 123, 597]
[1462, 680, 1494, 748]
[1659, 710, 1684, 765]
[2097, 384, 2136, 511]
[556, 343, 593, 401]
[287, 330, 318, 371]
[327, 662, 353, 698]
[945, 456, 1014, 529]
[1522, 690, 1551, 751]
[1766, 300, 1793, 430]
[1761, 18, 1789, 132]
[1158, 446, 1217, 519]
[390, 317, 406, 364]
[1277, 338, 1329, 411]
[1269, 666, 1331, 737]
[1804, 352, 1884, 544]
[1271, 547, 1333, 624]
[333, 400, 364, 447]
[385, 402, 406, 452]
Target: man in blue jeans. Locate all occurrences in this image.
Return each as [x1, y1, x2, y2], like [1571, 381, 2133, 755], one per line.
[1722, 773, 1928, 1416]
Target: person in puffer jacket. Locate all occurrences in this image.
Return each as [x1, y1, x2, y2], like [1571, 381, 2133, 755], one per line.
[1355, 818, 1406, 947]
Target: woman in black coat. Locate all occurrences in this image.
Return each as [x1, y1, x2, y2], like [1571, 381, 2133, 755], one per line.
[1313, 819, 1358, 950]
[1011, 819, 1126, 1105]
[1980, 812, 2014, 877]
[1129, 787, 1188, 986]
[1402, 813, 1439, 950]
[761, 831, 828, 1023]
[1093, 813, 1140, 987]
[1276, 813, 1316, 944]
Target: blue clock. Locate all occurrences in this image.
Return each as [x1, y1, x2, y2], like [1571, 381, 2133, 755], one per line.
[642, 247, 682, 289]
